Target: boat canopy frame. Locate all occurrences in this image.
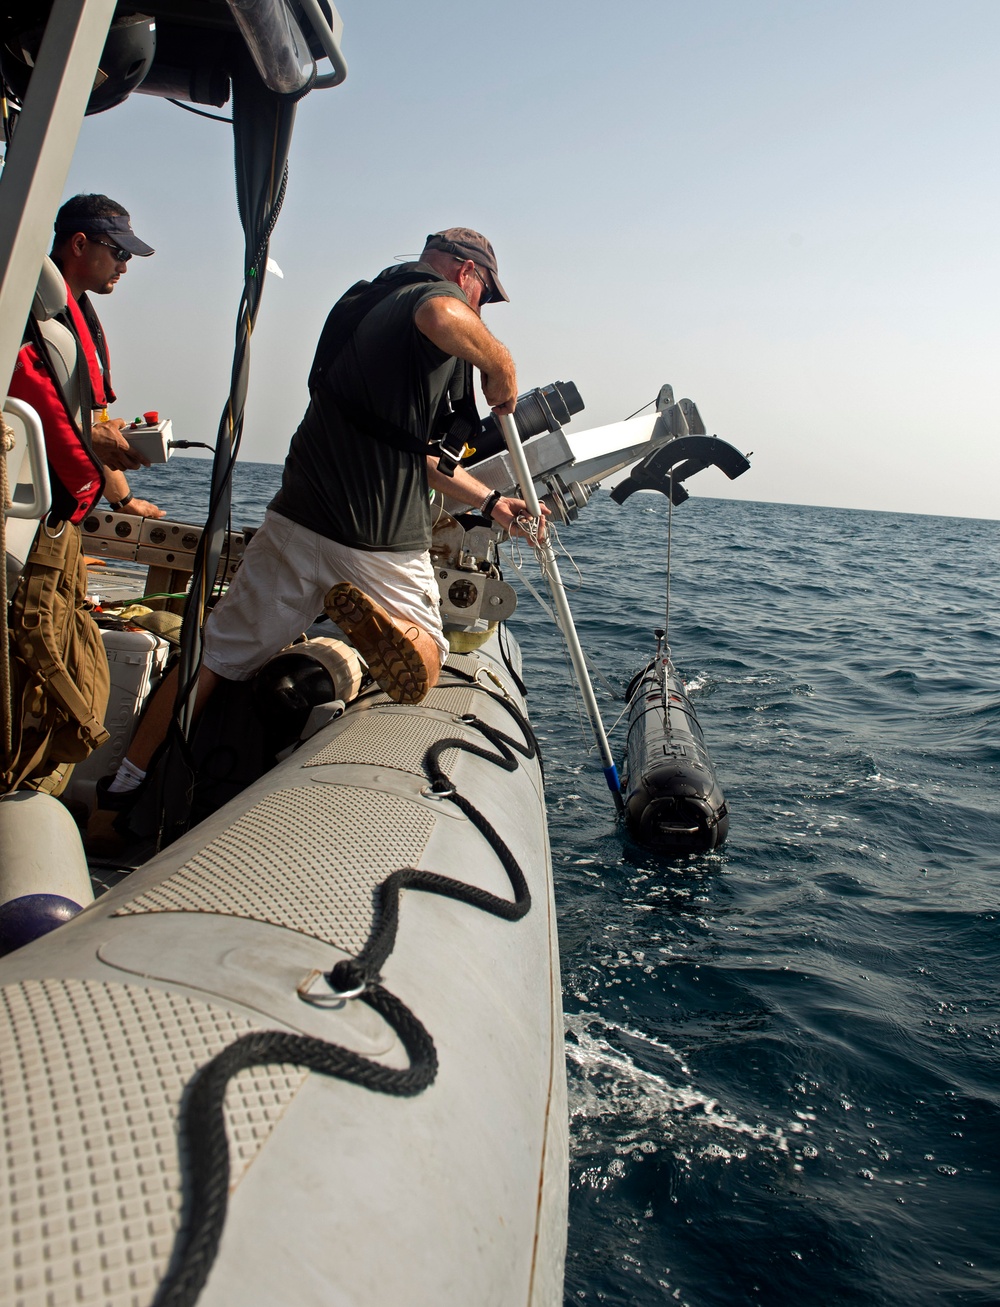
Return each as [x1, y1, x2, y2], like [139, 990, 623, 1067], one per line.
[0, 0, 348, 837]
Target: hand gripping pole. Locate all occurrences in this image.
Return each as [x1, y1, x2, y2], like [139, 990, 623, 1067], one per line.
[498, 413, 623, 814]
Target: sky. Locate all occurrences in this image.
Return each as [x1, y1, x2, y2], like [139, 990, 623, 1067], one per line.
[61, 0, 1000, 521]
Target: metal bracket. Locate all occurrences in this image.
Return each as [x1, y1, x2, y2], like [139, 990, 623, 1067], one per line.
[79, 512, 247, 582]
[610, 435, 751, 505]
[436, 567, 517, 625]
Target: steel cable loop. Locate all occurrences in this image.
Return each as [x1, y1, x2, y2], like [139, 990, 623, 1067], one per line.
[153, 988, 437, 1307]
[155, 695, 541, 1306]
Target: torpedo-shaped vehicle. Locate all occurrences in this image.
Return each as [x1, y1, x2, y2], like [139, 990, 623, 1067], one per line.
[613, 404, 750, 854]
[620, 642, 729, 854]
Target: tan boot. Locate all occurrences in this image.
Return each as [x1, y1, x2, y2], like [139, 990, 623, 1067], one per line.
[324, 584, 431, 705]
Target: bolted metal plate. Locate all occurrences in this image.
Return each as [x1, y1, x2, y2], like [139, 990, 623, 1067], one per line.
[79, 514, 245, 580]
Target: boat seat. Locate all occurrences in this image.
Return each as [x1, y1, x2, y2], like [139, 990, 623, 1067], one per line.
[4, 256, 87, 587]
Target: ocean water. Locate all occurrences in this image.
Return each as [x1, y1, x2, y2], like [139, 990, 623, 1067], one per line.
[137, 459, 1000, 1306]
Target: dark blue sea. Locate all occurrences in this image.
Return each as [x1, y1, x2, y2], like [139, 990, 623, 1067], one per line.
[140, 459, 1000, 1306]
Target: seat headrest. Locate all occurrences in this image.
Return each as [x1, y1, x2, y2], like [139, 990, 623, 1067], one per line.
[32, 256, 67, 322]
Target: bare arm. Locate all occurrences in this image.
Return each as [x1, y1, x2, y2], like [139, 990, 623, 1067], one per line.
[101, 466, 165, 518]
[414, 295, 518, 415]
[426, 457, 551, 538]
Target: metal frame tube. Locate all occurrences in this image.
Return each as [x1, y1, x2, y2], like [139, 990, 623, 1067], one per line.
[2, 399, 51, 519]
[0, 0, 116, 410]
[499, 413, 623, 813]
[296, 0, 348, 88]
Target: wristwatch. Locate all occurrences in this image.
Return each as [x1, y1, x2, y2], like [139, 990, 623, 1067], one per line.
[479, 489, 502, 520]
[108, 493, 133, 512]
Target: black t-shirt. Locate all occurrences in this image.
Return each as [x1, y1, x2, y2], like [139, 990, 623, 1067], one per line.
[269, 264, 468, 551]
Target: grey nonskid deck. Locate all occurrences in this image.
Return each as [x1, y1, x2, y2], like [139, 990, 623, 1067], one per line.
[0, 636, 568, 1306]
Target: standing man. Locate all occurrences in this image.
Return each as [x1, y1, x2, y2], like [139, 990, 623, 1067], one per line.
[95, 226, 548, 820]
[50, 193, 165, 518]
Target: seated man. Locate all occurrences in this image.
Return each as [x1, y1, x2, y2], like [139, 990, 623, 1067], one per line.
[3, 259, 113, 794]
[50, 193, 164, 518]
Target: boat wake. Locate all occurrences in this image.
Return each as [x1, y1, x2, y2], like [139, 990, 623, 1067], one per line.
[564, 1010, 803, 1177]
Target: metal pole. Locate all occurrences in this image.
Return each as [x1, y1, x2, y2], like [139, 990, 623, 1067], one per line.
[0, 0, 116, 405]
[498, 413, 623, 814]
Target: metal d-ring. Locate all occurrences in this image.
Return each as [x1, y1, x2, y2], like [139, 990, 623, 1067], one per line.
[296, 967, 366, 1005]
[421, 781, 456, 800]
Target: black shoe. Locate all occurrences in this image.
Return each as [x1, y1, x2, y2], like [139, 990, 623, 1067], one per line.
[84, 775, 142, 859]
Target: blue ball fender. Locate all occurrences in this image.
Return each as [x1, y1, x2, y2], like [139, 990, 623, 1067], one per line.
[0, 894, 84, 956]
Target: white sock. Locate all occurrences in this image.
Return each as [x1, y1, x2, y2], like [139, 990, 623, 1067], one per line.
[108, 757, 147, 794]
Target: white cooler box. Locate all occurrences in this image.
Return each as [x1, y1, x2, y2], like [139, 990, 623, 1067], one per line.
[64, 627, 171, 812]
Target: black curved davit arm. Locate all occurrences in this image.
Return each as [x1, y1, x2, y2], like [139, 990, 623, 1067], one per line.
[610, 435, 751, 506]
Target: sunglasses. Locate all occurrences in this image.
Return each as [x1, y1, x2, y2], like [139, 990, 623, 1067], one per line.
[88, 236, 132, 263]
[452, 253, 494, 304]
[472, 266, 496, 304]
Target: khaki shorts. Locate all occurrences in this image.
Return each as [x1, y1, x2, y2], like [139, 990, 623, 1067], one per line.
[202, 510, 447, 681]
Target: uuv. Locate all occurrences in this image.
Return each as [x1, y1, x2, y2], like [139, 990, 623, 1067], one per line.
[621, 650, 729, 854]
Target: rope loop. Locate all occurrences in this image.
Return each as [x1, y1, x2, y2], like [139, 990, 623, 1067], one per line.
[423, 776, 456, 799]
[325, 958, 370, 998]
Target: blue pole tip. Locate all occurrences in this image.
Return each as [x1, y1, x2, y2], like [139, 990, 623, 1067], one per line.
[603, 764, 625, 813]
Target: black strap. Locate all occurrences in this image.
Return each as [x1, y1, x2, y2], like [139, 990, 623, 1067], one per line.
[308, 263, 481, 465]
[434, 358, 481, 475]
[321, 388, 439, 458]
[307, 263, 441, 393]
[77, 293, 115, 403]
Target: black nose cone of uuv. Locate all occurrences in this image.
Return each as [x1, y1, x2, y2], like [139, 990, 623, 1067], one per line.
[621, 658, 729, 855]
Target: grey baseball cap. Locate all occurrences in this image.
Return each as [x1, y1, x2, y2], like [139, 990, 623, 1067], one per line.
[423, 228, 508, 302]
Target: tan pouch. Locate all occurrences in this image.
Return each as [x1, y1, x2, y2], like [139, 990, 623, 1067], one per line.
[3, 524, 110, 794]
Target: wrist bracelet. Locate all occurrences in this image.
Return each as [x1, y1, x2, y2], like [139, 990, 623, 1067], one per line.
[479, 489, 502, 519]
[108, 493, 133, 512]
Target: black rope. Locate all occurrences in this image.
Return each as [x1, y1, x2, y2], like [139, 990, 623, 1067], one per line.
[152, 987, 435, 1307]
[497, 621, 528, 698]
[328, 713, 536, 996]
[328, 712, 536, 994]
[434, 663, 541, 760]
[345, 661, 545, 785]
[154, 700, 539, 1307]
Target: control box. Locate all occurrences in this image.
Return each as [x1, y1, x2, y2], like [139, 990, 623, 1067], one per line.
[124, 417, 172, 463]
